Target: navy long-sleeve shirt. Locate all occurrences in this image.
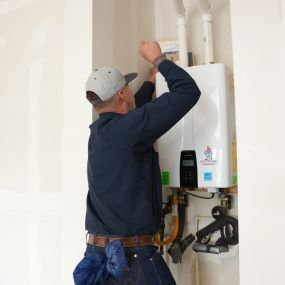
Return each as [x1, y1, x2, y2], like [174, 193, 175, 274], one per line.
[85, 60, 201, 236]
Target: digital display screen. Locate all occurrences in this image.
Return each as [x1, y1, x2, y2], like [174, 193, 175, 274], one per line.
[182, 160, 194, 167]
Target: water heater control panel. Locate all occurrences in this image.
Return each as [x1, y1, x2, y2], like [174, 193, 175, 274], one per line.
[180, 150, 198, 188]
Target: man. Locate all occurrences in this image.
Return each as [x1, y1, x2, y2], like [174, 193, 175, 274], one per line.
[73, 41, 201, 285]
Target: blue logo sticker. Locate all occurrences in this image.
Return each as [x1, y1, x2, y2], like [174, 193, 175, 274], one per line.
[204, 172, 212, 181]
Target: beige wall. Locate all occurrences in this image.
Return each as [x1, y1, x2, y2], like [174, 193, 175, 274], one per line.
[230, 1, 285, 284]
[0, 1, 92, 284]
[92, 0, 155, 121]
[93, 0, 155, 91]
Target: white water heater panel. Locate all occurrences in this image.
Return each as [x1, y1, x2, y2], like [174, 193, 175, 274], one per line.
[156, 63, 236, 188]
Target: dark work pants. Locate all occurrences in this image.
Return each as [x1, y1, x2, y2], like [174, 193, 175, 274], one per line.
[84, 244, 177, 285]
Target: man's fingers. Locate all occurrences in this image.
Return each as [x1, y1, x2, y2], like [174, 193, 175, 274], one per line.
[138, 40, 162, 63]
[139, 41, 145, 54]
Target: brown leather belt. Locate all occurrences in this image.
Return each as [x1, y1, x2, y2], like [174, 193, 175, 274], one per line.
[87, 233, 154, 248]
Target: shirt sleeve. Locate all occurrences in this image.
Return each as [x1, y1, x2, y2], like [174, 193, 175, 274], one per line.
[135, 81, 155, 108]
[116, 60, 201, 147]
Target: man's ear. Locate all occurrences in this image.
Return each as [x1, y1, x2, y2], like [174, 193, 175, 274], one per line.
[117, 89, 128, 101]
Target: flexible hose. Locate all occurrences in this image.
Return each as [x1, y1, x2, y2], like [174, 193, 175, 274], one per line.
[174, 202, 186, 242]
[155, 194, 179, 246]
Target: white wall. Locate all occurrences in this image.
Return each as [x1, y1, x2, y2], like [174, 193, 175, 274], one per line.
[0, 1, 92, 284]
[92, 0, 155, 121]
[230, 1, 285, 284]
[93, 0, 155, 90]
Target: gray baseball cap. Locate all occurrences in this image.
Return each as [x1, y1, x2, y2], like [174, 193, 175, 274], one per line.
[85, 66, 137, 107]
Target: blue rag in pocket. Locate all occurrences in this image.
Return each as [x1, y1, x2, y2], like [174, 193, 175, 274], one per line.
[73, 240, 127, 285]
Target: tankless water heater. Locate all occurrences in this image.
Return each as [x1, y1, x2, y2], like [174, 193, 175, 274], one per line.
[156, 63, 237, 189]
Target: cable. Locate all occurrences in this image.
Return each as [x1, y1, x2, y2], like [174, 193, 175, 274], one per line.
[185, 192, 215, 199]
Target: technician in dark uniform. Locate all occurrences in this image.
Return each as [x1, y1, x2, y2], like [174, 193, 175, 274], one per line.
[73, 41, 201, 285]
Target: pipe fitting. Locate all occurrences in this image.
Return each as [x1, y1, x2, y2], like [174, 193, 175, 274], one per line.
[173, 0, 185, 16]
[202, 11, 212, 23]
[176, 15, 187, 26]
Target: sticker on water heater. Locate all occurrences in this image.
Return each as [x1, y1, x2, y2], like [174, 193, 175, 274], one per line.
[200, 146, 217, 165]
[161, 171, 170, 185]
[204, 172, 212, 181]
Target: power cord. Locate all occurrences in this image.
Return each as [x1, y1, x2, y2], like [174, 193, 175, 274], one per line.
[185, 192, 215, 199]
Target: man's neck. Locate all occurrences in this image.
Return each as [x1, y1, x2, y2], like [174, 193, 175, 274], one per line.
[96, 106, 129, 115]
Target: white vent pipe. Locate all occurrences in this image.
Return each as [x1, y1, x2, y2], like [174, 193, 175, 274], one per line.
[199, 0, 214, 64]
[199, 0, 210, 11]
[173, 0, 188, 67]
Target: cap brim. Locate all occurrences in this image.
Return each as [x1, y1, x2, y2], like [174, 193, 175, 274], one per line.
[124, 73, 138, 84]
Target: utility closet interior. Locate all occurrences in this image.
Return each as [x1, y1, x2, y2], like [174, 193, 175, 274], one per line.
[0, 0, 285, 285]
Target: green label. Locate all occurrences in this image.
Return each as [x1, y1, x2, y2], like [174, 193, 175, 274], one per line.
[232, 175, 238, 185]
[161, 171, 170, 185]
